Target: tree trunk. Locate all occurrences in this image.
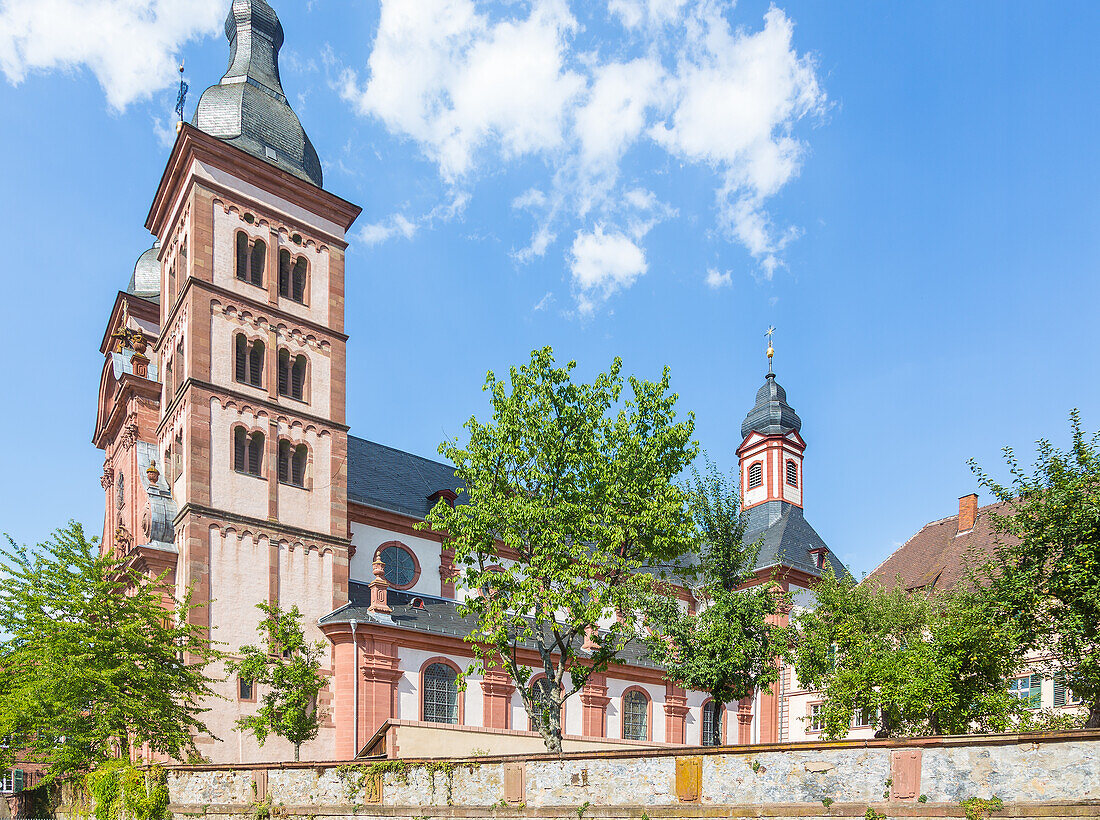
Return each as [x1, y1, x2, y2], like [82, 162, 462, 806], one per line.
[294, 743, 301, 762]
[1087, 698, 1100, 730]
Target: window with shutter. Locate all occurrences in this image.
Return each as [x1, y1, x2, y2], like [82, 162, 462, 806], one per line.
[248, 432, 264, 476]
[292, 355, 306, 400]
[250, 239, 266, 286]
[233, 428, 247, 473]
[12, 769, 24, 793]
[235, 335, 248, 383]
[249, 341, 264, 387]
[786, 459, 798, 487]
[236, 232, 249, 281]
[292, 445, 307, 487]
[278, 349, 289, 396]
[279, 249, 291, 297]
[292, 258, 307, 303]
[748, 462, 763, 489]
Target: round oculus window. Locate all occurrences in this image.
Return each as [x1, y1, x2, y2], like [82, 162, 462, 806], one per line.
[380, 545, 416, 588]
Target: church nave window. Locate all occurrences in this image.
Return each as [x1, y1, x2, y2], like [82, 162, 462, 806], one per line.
[622, 689, 650, 741]
[701, 700, 723, 746]
[786, 459, 798, 488]
[233, 428, 265, 477]
[528, 678, 561, 734]
[235, 231, 266, 287]
[278, 250, 309, 304]
[278, 440, 308, 488]
[748, 461, 763, 490]
[277, 350, 308, 401]
[422, 662, 459, 725]
[378, 543, 417, 589]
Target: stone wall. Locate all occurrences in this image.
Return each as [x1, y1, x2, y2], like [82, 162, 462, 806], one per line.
[84, 732, 1100, 819]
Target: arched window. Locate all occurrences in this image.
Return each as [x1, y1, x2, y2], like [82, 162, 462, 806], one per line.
[250, 239, 266, 287]
[292, 257, 307, 303]
[622, 689, 649, 740]
[422, 663, 458, 724]
[248, 340, 264, 388]
[379, 544, 417, 588]
[528, 678, 561, 733]
[234, 428, 264, 477]
[278, 441, 308, 488]
[236, 231, 249, 281]
[235, 334, 248, 383]
[278, 249, 292, 298]
[786, 459, 798, 488]
[278, 351, 307, 401]
[701, 701, 723, 747]
[748, 462, 763, 490]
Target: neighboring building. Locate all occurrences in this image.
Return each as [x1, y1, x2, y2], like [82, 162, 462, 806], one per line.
[864, 495, 1085, 716]
[92, 0, 848, 763]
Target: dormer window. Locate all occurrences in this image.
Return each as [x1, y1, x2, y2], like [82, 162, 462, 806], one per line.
[786, 459, 798, 488]
[748, 462, 763, 490]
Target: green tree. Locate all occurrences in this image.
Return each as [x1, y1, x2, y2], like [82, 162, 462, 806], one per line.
[421, 347, 698, 752]
[227, 603, 328, 761]
[643, 463, 791, 719]
[971, 410, 1100, 728]
[792, 569, 1024, 739]
[0, 522, 219, 779]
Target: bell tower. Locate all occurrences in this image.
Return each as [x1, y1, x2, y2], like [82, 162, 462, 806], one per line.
[142, 0, 361, 762]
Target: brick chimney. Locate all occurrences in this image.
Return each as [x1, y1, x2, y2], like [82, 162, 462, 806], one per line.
[957, 494, 978, 534]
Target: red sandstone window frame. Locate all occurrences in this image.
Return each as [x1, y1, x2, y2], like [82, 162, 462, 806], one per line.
[747, 461, 764, 490]
[419, 657, 465, 725]
[238, 676, 256, 703]
[700, 698, 726, 746]
[374, 542, 421, 591]
[620, 686, 652, 741]
[277, 439, 311, 489]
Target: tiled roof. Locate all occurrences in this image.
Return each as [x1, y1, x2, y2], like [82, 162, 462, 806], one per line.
[347, 436, 464, 520]
[320, 585, 662, 670]
[865, 500, 1016, 592]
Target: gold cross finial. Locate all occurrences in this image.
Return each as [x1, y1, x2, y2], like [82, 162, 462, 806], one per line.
[765, 326, 776, 374]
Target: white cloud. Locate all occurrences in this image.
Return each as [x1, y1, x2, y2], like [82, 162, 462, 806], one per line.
[0, 0, 224, 111]
[339, 0, 584, 181]
[533, 291, 555, 311]
[705, 268, 731, 289]
[340, 0, 826, 312]
[358, 214, 419, 246]
[569, 226, 647, 315]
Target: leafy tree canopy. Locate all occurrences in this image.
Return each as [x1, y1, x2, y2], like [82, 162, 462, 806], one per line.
[0, 523, 218, 779]
[227, 603, 328, 761]
[792, 569, 1025, 739]
[420, 347, 698, 752]
[971, 409, 1100, 728]
[643, 462, 791, 709]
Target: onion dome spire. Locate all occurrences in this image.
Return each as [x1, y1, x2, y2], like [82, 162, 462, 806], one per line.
[191, 0, 323, 187]
[741, 328, 801, 438]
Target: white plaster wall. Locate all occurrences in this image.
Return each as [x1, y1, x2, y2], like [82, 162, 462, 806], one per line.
[396, 647, 479, 725]
[604, 678, 666, 742]
[350, 523, 442, 595]
[209, 398, 271, 521]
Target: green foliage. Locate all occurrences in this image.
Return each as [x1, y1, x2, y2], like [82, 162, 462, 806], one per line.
[227, 603, 328, 761]
[576, 801, 591, 818]
[0, 522, 219, 779]
[334, 761, 410, 803]
[918, 795, 928, 803]
[821, 797, 834, 808]
[971, 410, 1100, 728]
[420, 348, 698, 752]
[85, 762, 169, 820]
[864, 809, 885, 820]
[643, 461, 791, 707]
[960, 796, 1004, 820]
[792, 568, 1025, 739]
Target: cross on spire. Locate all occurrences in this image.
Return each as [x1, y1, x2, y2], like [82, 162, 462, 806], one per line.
[765, 326, 776, 374]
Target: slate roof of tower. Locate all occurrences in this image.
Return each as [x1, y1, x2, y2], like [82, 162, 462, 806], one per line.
[347, 436, 463, 519]
[740, 373, 802, 438]
[320, 586, 661, 670]
[126, 241, 161, 302]
[744, 501, 850, 580]
[191, 0, 323, 187]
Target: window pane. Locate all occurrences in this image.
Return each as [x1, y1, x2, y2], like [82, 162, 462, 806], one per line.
[702, 702, 722, 746]
[623, 691, 648, 740]
[423, 663, 458, 724]
[381, 546, 415, 587]
[529, 678, 560, 732]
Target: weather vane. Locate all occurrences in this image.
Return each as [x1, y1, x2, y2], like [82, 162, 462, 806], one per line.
[175, 60, 189, 127]
[765, 326, 776, 374]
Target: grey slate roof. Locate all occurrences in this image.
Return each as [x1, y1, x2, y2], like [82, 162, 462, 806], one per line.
[347, 436, 463, 519]
[744, 501, 850, 580]
[740, 373, 802, 438]
[191, 0, 323, 188]
[126, 241, 161, 300]
[320, 586, 661, 670]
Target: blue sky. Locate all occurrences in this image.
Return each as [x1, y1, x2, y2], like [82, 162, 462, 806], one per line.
[1, 0, 1098, 576]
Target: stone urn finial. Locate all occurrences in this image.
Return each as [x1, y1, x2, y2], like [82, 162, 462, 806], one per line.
[146, 459, 161, 485]
[369, 558, 392, 615]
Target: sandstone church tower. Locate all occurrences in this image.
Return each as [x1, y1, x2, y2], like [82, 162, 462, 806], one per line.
[98, 0, 360, 762]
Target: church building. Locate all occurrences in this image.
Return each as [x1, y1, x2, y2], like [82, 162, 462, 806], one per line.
[92, 0, 848, 763]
